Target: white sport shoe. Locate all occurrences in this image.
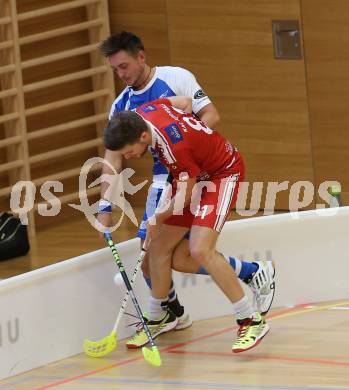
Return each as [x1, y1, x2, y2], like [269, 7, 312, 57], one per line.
[175, 311, 193, 330]
[248, 261, 276, 315]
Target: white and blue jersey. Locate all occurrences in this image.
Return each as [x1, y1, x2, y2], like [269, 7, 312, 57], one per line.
[108, 66, 211, 238]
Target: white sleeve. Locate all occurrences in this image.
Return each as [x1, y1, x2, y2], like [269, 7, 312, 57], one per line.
[108, 100, 117, 120]
[161, 67, 211, 114]
[108, 87, 130, 120]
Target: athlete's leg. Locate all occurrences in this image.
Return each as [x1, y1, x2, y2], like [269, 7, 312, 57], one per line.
[170, 162, 275, 316]
[126, 224, 189, 349]
[148, 225, 189, 302]
[189, 226, 245, 302]
[137, 184, 190, 321]
[172, 236, 257, 278]
[170, 168, 270, 352]
[171, 237, 275, 315]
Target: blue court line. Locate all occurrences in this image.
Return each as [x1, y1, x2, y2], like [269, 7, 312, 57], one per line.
[1, 375, 348, 390]
[76, 377, 349, 390]
[0, 376, 67, 389]
[22, 375, 349, 390]
[0, 376, 35, 389]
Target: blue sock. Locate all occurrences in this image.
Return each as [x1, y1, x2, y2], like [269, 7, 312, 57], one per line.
[144, 276, 152, 289]
[198, 256, 258, 281]
[197, 266, 208, 275]
[233, 258, 258, 280]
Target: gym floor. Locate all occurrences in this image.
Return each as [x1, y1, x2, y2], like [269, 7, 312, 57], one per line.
[1, 299, 348, 389]
[2, 211, 348, 389]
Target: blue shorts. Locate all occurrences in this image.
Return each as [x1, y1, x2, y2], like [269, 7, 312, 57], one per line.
[137, 183, 190, 240]
[137, 185, 163, 239]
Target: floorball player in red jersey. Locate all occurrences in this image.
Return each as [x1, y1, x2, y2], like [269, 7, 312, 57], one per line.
[103, 96, 271, 352]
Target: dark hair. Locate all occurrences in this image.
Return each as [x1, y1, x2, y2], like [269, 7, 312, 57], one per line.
[104, 111, 148, 150]
[99, 31, 145, 57]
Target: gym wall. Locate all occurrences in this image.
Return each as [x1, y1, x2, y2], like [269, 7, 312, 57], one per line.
[0, 0, 115, 233]
[1, 0, 348, 233]
[109, 0, 349, 209]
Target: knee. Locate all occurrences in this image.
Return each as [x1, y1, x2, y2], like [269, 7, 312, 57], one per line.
[189, 241, 212, 265]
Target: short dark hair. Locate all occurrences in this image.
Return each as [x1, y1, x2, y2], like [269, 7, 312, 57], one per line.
[104, 111, 148, 150]
[99, 31, 145, 57]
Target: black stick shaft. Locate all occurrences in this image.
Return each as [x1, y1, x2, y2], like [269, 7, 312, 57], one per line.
[104, 232, 156, 348]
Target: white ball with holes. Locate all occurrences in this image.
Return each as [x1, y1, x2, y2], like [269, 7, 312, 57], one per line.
[113, 272, 124, 288]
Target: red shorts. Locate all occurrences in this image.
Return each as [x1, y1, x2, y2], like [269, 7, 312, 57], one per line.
[164, 156, 245, 232]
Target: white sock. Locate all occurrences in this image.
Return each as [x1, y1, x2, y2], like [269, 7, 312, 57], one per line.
[149, 296, 167, 320]
[232, 295, 255, 320]
[233, 258, 242, 277]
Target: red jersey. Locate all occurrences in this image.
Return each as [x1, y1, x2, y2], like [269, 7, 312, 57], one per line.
[136, 98, 240, 181]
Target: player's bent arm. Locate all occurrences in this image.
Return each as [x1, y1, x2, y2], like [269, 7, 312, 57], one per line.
[149, 177, 196, 225]
[196, 103, 220, 129]
[167, 96, 192, 114]
[100, 149, 123, 201]
[96, 149, 123, 232]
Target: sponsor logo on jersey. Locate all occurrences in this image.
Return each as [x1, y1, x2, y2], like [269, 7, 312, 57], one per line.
[178, 121, 188, 132]
[164, 123, 183, 144]
[194, 89, 207, 99]
[161, 104, 179, 121]
[142, 104, 157, 113]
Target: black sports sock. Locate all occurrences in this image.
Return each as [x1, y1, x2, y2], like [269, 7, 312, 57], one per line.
[168, 297, 184, 317]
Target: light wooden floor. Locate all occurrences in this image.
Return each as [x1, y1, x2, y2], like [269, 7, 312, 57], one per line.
[1, 300, 349, 390]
